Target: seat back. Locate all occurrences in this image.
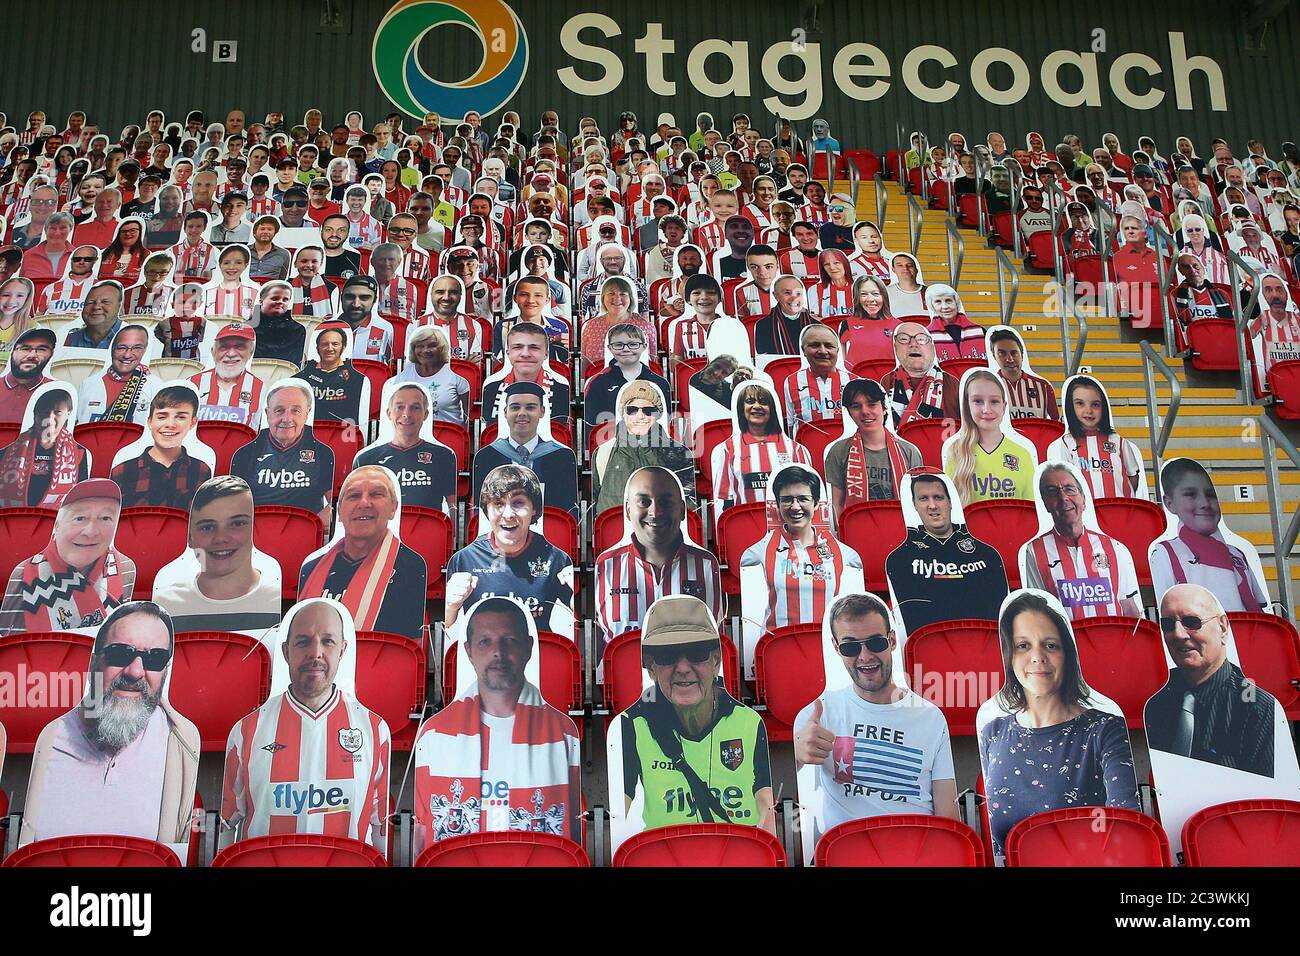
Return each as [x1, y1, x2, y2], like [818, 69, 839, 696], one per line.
[897, 418, 949, 468]
[2, 835, 181, 867]
[1186, 318, 1241, 371]
[196, 420, 257, 477]
[252, 505, 325, 600]
[1093, 497, 1167, 587]
[74, 421, 144, 478]
[0, 507, 55, 583]
[431, 421, 472, 502]
[210, 834, 388, 867]
[1182, 799, 1300, 866]
[49, 358, 104, 390]
[1227, 611, 1300, 719]
[851, 358, 896, 382]
[939, 357, 985, 380]
[753, 624, 824, 742]
[1071, 616, 1167, 728]
[902, 619, 1001, 735]
[694, 419, 734, 501]
[0, 632, 93, 751]
[149, 358, 203, 381]
[249, 358, 300, 386]
[117, 506, 190, 599]
[414, 832, 590, 867]
[355, 630, 427, 751]
[1267, 359, 1300, 419]
[311, 420, 362, 497]
[613, 823, 786, 867]
[398, 505, 454, 599]
[170, 631, 272, 751]
[1005, 807, 1169, 866]
[816, 815, 986, 867]
[963, 499, 1039, 589]
[764, 356, 802, 397]
[796, 420, 845, 479]
[351, 358, 393, 423]
[714, 501, 768, 594]
[1013, 417, 1065, 461]
[839, 500, 906, 592]
[0, 421, 19, 449]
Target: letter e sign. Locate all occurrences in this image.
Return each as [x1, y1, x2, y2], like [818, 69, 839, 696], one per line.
[213, 40, 238, 63]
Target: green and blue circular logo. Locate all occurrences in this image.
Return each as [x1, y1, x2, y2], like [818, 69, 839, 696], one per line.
[372, 0, 529, 122]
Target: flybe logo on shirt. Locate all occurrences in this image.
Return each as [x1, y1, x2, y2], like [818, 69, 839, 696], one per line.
[911, 558, 988, 579]
[973, 474, 1017, 497]
[1058, 576, 1115, 607]
[316, 386, 349, 401]
[396, 467, 434, 486]
[1081, 457, 1116, 473]
[271, 783, 350, 815]
[662, 785, 751, 820]
[257, 468, 312, 489]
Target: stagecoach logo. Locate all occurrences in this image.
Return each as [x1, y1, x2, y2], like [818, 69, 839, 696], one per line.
[720, 738, 745, 771]
[373, 0, 530, 123]
[338, 728, 364, 753]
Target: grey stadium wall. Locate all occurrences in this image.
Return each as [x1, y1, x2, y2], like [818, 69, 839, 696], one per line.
[2, 0, 1297, 149]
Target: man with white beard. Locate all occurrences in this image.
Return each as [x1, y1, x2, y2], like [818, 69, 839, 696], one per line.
[189, 322, 265, 427]
[20, 601, 200, 845]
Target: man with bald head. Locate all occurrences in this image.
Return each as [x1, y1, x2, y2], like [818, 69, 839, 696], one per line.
[221, 597, 392, 847]
[1144, 583, 1278, 777]
[754, 274, 818, 361]
[878, 321, 960, 428]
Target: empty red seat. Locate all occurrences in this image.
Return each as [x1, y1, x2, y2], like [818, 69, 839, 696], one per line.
[351, 358, 392, 424]
[117, 506, 189, 599]
[431, 421, 471, 503]
[2, 835, 180, 867]
[0, 421, 19, 449]
[252, 505, 325, 599]
[451, 358, 483, 411]
[74, 421, 144, 478]
[0, 632, 93, 751]
[613, 823, 785, 867]
[958, 193, 982, 229]
[989, 211, 1015, 248]
[196, 420, 256, 477]
[763, 356, 802, 397]
[963, 499, 1039, 589]
[1026, 230, 1057, 271]
[1013, 417, 1065, 461]
[311, 420, 365, 497]
[1186, 318, 1241, 371]
[672, 357, 706, 413]
[1182, 799, 1300, 867]
[794, 419, 845, 479]
[816, 815, 986, 867]
[1267, 359, 1300, 419]
[399, 505, 454, 599]
[593, 506, 704, 556]
[851, 357, 896, 382]
[1093, 497, 1167, 588]
[694, 419, 734, 503]
[414, 832, 590, 867]
[753, 623, 824, 742]
[839, 499, 906, 592]
[902, 619, 1001, 735]
[355, 630, 427, 751]
[939, 357, 985, 380]
[0, 507, 55, 582]
[1071, 616, 1167, 729]
[714, 501, 767, 594]
[210, 834, 388, 867]
[170, 631, 272, 750]
[897, 418, 949, 468]
[1227, 611, 1300, 720]
[1005, 807, 1170, 866]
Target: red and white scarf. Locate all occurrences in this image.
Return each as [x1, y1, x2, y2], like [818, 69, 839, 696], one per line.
[0, 427, 84, 507]
[300, 530, 401, 632]
[103, 365, 151, 422]
[16, 541, 128, 633]
[1162, 526, 1262, 612]
[844, 431, 908, 502]
[291, 275, 335, 317]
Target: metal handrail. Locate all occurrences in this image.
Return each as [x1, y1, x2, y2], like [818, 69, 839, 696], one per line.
[1043, 180, 1070, 290]
[994, 247, 1020, 326]
[1151, 222, 1180, 356]
[1139, 340, 1183, 500]
[1259, 414, 1300, 617]
[1224, 248, 1262, 402]
[1000, 160, 1025, 258]
[906, 192, 924, 255]
[944, 216, 965, 287]
[1061, 284, 1090, 380]
[917, 133, 930, 202]
[873, 172, 887, 227]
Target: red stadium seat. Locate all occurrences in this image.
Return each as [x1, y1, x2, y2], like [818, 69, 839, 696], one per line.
[844, 150, 881, 181]
[170, 631, 272, 751]
[939, 357, 985, 380]
[74, 421, 144, 478]
[312, 420, 365, 497]
[989, 211, 1015, 248]
[196, 420, 256, 476]
[897, 418, 950, 468]
[1005, 807, 1170, 867]
[1186, 318, 1240, 371]
[465, 506, 579, 563]
[1227, 611, 1300, 720]
[355, 630, 428, 750]
[851, 357, 896, 382]
[0, 421, 18, 448]
[1013, 417, 1065, 461]
[1182, 799, 1300, 867]
[753, 624, 824, 741]
[0, 507, 55, 582]
[431, 421, 471, 503]
[929, 179, 950, 211]
[1267, 360, 1300, 419]
[672, 357, 707, 412]
[444, 631, 582, 717]
[351, 358, 392, 423]
[1026, 230, 1057, 271]
[764, 356, 801, 397]
[593, 506, 704, 557]
[450, 359, 483, 412]
[1093, 497, 1167, 587]
[0, 632, 93, 751]
[839, 499, 907, 592]
[883, 150, 900, 180]
[815, 815, 986, 867]
[957, 193, 982, 229]
[795, 419, 846, 478]
[1071, 616, 1167, 729]
[1, 835, 180, 867]
[902, 619, 1001, 735]
[117, 506, 189, 599]
[694, 419, 733, 502]
[613, 823, 785, 867]
[399, 505, 454, 599]
[714, 501, 767, 594]
[210, 834, 388, 867]
[252, 505, 325, 599]
[963, 499, 1039, 589]
[414, 832, 590, 867]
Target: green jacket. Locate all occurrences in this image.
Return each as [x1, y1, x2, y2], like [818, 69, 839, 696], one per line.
[592, 427, 697, 514]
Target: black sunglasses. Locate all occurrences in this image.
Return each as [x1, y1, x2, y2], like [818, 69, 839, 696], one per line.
[282, 199, 307, 207]
[836, 635, 890, 656]
[100, 642, 172, 671]
[1160, 615, 1211, 634]
[71, 256, 98, 263]
[647, 642, 715, 667]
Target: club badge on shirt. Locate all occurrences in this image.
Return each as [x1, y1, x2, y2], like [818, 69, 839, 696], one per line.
[338, 728, 363, 754]
[720, 738, 745, 771]
[300, 450, 315, 463]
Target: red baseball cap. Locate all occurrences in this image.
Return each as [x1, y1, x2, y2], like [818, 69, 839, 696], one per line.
[63, 478, 121, 507]
[216, 323, 255, 341]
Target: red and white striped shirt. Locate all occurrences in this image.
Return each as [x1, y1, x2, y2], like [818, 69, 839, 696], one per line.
[205, 282, 258, 318]
[742, 528, 863, 633]
[169, 239, 218, 282]
[799, 203, 831, 224]
[809, 282, 855, 319]
[421, 312, 483, 361]
[693, 220, 725, 256]
[711, 432, 814, 505]
[1192, 245, 1231, 287]
[347, 212, 384, 250]
[782, 368, 852, 437]
[667, 315, 715, 360]
[594, 537, 724, 646]
[1048, 432, 1141, 500]
[247, 196, 280, 219]
[190, 368, 265, 426]
[731, 280, 776, 320]
[349, 316, 395, 364]
[37, 276, 94, 315]
[1251, 310, 1300, 375]
[1022, 528, 1141, 620]
[848, 252, 893, 282]
[401, 246, 434, 283]
[377, 276, 423, 325]
[780, 248, 823, 280]
[741, 203, 774, 231]
[221, 689, 391, 846]
[123, 282, 174, 318]
[999, 370, 1061, 421]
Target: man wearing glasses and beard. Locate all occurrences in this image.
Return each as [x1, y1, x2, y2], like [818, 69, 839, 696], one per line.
[20, 601, 200, 845]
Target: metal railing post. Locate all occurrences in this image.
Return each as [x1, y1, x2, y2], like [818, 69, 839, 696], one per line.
[995, 247, 1020, 326]
[1140, 341, 1183, 500]
[1225, 249, 1263, 402]
[1151, 223, 1179, 355]
[1003, 161, 1024, 259]
[1259, 415, 1300, 617]
[918, 133, 930, 203]
[873, 172, 887, 226]
[907, 192, 923, 256]
[944, 217, 965, 288]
